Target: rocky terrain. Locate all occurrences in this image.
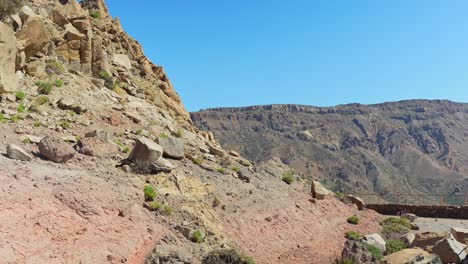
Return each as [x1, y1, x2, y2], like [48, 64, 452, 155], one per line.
[191, 102, 468, 204]
[0, 1, 387, 263]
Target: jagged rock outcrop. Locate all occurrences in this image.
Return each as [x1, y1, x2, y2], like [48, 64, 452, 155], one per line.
[0, 22, 18, 93]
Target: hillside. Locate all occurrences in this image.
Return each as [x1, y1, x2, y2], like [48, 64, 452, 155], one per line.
[191, 100, 468, 204]
[0, 0, 383, 263]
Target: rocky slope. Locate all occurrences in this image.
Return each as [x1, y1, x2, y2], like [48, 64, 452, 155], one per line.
[0, 0, 383, 263]
[191, 101, 468, 204]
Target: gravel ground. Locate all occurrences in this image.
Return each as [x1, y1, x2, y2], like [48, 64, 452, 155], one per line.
[414, 217, 468, 232]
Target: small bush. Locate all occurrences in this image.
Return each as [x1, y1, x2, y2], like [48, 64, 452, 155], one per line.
[98, 70, 112, 81]
[54, 79, 63, 87]
[232, 166, 239, 172]
[385, 239, 407, 254]
[144, 185, 156, 201]
[145, 201, 162, 211]
[34, 96, 49, 106]
[33, 121, 42, 127]
[217, 168, 225, 174]
[282, 171, 294, 185]
[17, 103, 26, 113]
[203, 249, 254, 264]
[334, 257, 357, 264]
[190, 230, 204, 243]
[89, 11, 100, 19]
[381, 223, 409, 239]
[240, 160, 252, 167]
[345, 231, 361, 240]
[159, 133, 169, 139]
[114, 140, 129, 153]
[10, 115, 21, 123]
[347, 216, 359, 225]
[47, 60, 64, 74]
[163, 205, 173, 215]
[59, 121, 71, 129]
[364, 243, 383, 260]
[15, 91, 26, 101]
[175, 130, 183, 138]
[23, 137, 30, 144]
[0, 113, 5, 123]
[193, 158, 203, 165]
[36, 81, 53, 94]
[380, 217, 411, 229]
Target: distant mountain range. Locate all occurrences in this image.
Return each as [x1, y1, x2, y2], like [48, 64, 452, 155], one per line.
[191, 100, 468, 204]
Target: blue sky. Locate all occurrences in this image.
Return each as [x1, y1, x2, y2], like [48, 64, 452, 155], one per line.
[105, 0, 468, 112]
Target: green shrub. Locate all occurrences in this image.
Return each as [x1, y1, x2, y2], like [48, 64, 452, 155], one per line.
[54, 79, 63, 87]
[364, 243, 383, 260]
[203, 249, 254, 264]
[380, 217, 411, 229]
[382, 223, 409, 239]
[232, 166, 239, 172]
[10, 115, 21, 123]
[159, 133, 169, 139]
[59, 121, 71, 129]
[17, 103, 26, 113]
[144, 185, 156, 201]
[240, 160, 252, 167]
[0, 0, 24, 18]
[190, 230, 204, 243]
[345, 231, 361, 240]
[36, 81, 53, 94]
[282, 171, 294, 184]
[89, 11, 100, 19]
[114, 140, 129, 153]
[0, 113, 6, 123]
[15, 91, 26, 101]
[47, 60, 64, 74]
[145, 201, 162, 211]
[334, 257, 357, 264]
[193, 158, 203, 165]
[175, 130, 183, 138]
[22, 137, 30, 144]
[347, 216, 359, 225]
[98, 70, 112, 81]
[386, 239, 407, 254]
[217, 168, 225, 174]
[34, 96, 49, 106]
[163, 205, 173, 215]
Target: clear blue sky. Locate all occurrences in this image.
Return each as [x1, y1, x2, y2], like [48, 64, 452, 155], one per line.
[105, 0, 468, 112]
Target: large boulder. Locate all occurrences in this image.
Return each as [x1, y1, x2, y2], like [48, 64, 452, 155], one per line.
[112, 54, 132, 70]
[341, 239, 379, 264]
[382, 248, 441, 264]
[450, 227, 468, 244]
[6, 144, 32, 161]
[39, 136, 76, 163]
[311, 180, 335, 200]
[431, 235, 466, 263]
[16, 14, 49, 60]
[0, 22, 19, 93]
[347, 194, 365, 210]
[363, 234, 386, 253]
[127, 137, 163, 168]
[411, 232, 448, 251]
[150, 158, 176, 173]
[157, 137, 184, 160]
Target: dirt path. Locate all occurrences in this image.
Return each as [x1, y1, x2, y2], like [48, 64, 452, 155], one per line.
[413, 217, 468, 233]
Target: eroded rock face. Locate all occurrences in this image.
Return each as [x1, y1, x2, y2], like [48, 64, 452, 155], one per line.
[16, 14, 49, 60]
[0, 22, 18, 93]
[39, 136, 76, 163]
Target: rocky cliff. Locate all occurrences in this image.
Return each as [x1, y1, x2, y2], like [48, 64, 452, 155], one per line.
[191, 100, 468, 203]
[0, 1, 383, 263]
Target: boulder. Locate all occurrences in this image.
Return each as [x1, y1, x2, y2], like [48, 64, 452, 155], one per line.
[431, 235, 466, 263]
[238, 167, 252, 183]
[57, 97, 88, 114]
[16, 15, 49, 60]
[75, 138, 94, 156]
[341, 239, 379, 264]
[25, 58, 47, 78]
[0, 22, 19, 93]
[112, 54, 132, 70]
[127, 137, 163, 168]
[311, 180, 335, 200]
[347, 194, 365, 210]
[229, 150, 240, 157]
[157, 137, 184, 160]
[6, 144, 32, 161]
[450, 227, 468, 244]
[401, 233, 416, 246]
[208, 145, 224, 157]
[39, 136, 76, 163]
[363, 234, 386, 253]
[150, 158, 176, 173]
[85, 129, 110, 141]
[411, 232, 448, 251]
[382, 248, 441, 264]
[402, 213, 418, 222]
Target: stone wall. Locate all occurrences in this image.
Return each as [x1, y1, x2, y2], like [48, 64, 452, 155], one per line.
[367, 204, 468, 219]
